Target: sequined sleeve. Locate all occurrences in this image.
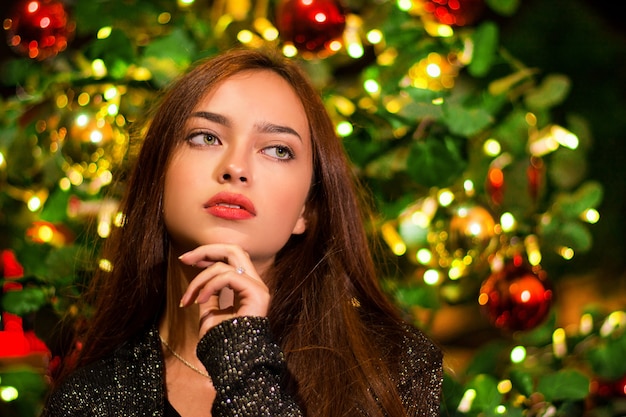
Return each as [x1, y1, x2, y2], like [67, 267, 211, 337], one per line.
[197, 316, 303, 417]
[397, 325, 443, 417]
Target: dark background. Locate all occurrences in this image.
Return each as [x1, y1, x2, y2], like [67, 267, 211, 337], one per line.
[499, 0, 626, 280]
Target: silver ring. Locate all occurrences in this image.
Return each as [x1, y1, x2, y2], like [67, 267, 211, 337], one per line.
[235, 266, 245, 275]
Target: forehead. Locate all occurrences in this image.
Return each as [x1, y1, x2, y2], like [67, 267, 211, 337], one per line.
[192, 69, 311, 137]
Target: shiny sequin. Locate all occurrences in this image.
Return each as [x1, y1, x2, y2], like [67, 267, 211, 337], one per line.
[41, 317, 442, 416]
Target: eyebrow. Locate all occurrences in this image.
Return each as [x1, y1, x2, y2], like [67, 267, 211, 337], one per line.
[255, 121, 303, 142]
[191, 111, 231, 127]
[190, 111, 303, 142]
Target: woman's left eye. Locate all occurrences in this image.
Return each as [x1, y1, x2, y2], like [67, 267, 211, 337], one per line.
[263, 145, 295, 160]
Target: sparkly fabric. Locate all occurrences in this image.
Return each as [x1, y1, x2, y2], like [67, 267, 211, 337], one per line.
[396, 324, 443, 417]
[40, 316, 442, 416]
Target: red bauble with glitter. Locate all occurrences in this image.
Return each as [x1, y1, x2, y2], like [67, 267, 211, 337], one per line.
[423, 0, 485, 27]
[5, 0, 75, 60]
[275, 0, 346, 54]
[479, 257, 553, 331]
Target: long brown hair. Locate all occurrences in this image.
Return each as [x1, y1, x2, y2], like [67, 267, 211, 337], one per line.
[66, 49, 414, 417]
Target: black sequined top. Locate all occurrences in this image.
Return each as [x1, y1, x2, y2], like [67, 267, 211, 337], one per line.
[41, 316, 442, 416]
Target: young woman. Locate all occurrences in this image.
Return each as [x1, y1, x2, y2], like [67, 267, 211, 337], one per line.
[42, 48, 442, 417]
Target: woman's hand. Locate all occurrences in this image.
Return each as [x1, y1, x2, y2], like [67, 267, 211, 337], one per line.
[178, 244, 270, 337]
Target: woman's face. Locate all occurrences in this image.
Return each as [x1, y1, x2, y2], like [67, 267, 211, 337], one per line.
[163, 69, 313, 273]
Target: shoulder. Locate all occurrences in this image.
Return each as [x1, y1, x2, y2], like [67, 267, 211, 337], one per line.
[41, 325, 165, 416]
[42, 356, 119, 415]
[399, 323, 443, 367]
[393, 324, 443, 417]
[395, 323, 443, 382]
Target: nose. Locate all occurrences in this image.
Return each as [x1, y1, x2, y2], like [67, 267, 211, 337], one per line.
[218, 147, 249, 184]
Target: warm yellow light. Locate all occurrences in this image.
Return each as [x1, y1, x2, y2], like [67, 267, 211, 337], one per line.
[99, 258, 113, 272]
[157, 12, 171, 24]
[437, 190, 454, 207]
[37, 224, 54, 242]
[27, 196, 42, 212]
[497, 380, 512, 394]
[553, 328, 567, 358]
[336, 121, 353, 137]
[552, 126, 579, 149]
[366, 29, 383, 44]
[59, 177, 71, 190]
[580, 313, 593, 335]
[0, 386, 18, 402]
[423, 269, 440, 285]
[328, 40, 342, 52]
[364, 79, 380, 95]
[396, 0, 412, 12]
[500, 212, 516, 232]
[483, 139, 501, 156]
[77, 93, 91, 106]
[582, 208, 599, 224]
[237, 30, 254, 44]
[347, 43, 364, 58]
[282, 44, 298, 57]
[457, 389, 476, 413]
[557, 246, 574, 260]
[425, 63, 441, 78]
[92, 59, 107, 78]
[97, 26, 112, 39]
[98, 220, 111, 238]
[510, 346, 526, 363]
[416, 249, 432, 265]
[381, 222, 406, 256]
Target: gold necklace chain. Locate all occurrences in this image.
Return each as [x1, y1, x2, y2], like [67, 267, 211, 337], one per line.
[159, 335, 211, 380]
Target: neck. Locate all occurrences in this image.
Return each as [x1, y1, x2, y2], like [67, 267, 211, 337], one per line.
[159, 250, 201, 351]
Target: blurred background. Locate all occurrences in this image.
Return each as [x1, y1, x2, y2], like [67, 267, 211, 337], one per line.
[0, 0, 624, 415]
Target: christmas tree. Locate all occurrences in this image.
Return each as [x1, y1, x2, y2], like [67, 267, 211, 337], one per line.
[1, 0, 625, 415]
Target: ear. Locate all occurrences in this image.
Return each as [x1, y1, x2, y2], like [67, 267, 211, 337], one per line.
[291, 205, 307, 235]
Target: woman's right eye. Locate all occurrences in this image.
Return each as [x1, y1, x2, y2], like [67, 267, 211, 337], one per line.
[187, 132, 221, 146]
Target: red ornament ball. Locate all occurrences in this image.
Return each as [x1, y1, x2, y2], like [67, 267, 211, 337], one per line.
[4, 0, 75, 60]
[275, 0, 346, 54]
[479, 259, 553, 331]
[423, 0, 485, 27]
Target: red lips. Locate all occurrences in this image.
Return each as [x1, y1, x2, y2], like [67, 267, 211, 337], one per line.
[204, 192, 257, 220]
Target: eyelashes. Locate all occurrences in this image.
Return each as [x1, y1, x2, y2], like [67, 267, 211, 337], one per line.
[185, 131, 296, 161]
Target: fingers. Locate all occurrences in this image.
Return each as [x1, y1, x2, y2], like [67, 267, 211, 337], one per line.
[176, 244, 270, 333]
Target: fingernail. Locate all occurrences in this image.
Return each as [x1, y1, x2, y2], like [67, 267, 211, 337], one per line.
[179, 298, 185, 308]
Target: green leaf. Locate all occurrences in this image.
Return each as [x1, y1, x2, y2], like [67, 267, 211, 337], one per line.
[509, 369, 534, 397]
[40, 188, 71, 223]
[488, 68, 538, 96]
[443, 102, 493, 137]
[536, 370, 589, 402]
[548, 149, 588, 190]
[1, 287, 47, 315]
[42, 245, 83, 285]
[394, 285, 440, 309]
[466, 374, 502, 413]
[0, 368, 48, 416]
[542, 219, 593, 252]
[364, 147, 409, 179]
[586, 335, 626, 380]
[86, 29, 135, 78]
[465, 341, 509, 376]
[553, 181, 604, 218]
[485, 0, 520, 16]
[406, 136, 467, 188]
[141, 28, 195, 87]
[469, 22, 499, 77]
[524, 74, 571, 110]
